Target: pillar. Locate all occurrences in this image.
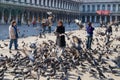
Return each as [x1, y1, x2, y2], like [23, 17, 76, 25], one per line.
[115, 16, 117, 22]
[8, 9, 11, 23]
[28, 11, 30, 20]
[1, 9, 4, 24]
[45, 0, 47, 6]
[116, 4, 119, 12]
[49, 0, 51, 7]
[53, 0, 54, 7]
[21, 12, 24, 24]
[105, 16, 107, 23]
[110, 16, 112, 22]
[16, 12, 18, 23]
[90, 16, 92, 22]
[32, 13, 34, 22]
[85, 16, 87, 22]
[94, 16, 96, 23]
[100, 16, 102, 22]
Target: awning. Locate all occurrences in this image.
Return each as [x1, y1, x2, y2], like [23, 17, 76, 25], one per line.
[96, 10, 110, 15]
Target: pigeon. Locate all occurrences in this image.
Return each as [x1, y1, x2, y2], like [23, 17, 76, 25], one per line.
[0, 44, 4, 49]
[4, 43, 8, 47]
[77, 76, 81, 80]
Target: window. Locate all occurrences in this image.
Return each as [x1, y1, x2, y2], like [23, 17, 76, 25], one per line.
[54, 0, 56, 7]
[43, 0, 45, 6]
[30, 0, 32, 4]
[39, 0, 41, 5]
[107, 4, 111, 11]
[87, 5, 90, 12]
[97, 5, 100, 10]
[102, 5, 105, 10]
[25, 0, 26, 3]
[113, 4, 116, 11]
[118, 4, 120, 11]
[82, 5, 85, 12]
[51, 0, 53, 7]
[35, 0, 37, 5]
[47, 0, 49, 6]
[92, 5, 95, 12]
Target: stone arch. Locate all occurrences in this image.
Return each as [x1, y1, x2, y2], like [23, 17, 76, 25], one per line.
[4, 9, 9, 23]
[11, 9, 17, 20]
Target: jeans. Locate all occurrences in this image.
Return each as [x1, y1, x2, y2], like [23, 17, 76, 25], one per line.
[48, 26, 51, 33]
[86, 36, 93, 49]
[9, 39, 18, 50]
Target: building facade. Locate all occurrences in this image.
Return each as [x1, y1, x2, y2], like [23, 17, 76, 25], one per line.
[80, 0, 120, 23]
[0, 0, 80, 24]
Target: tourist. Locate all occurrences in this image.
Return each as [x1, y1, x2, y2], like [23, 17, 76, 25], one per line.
[55, 20, 66, 57]
[86, 22, 94, 49]
[105, 23, 112, 45]
[48, 16, 53, 33]
[41, 18, 46, 38]
[9, 20, 19, 53]
[32, 20, 36, 27]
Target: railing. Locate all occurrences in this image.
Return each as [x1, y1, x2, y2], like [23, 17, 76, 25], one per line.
[0, 0, 80, 13]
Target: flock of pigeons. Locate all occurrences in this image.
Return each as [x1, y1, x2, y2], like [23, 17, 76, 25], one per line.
[0, 27, 120, 80]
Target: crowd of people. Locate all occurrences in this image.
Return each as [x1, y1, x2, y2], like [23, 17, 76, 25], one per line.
[8, 16, 115, 57]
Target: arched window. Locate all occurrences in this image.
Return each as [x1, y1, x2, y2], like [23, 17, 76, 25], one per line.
[35, 0, 37, 5]
[87, 5, 90, 12]
[107, 4, 111, 11]
[118, 4, 120, 11]
[82, 5, 85, 12]
[54, 0, 56, 7]
[92, 5, 95, 12]
[97, 5, 100, 10]
[113, 4, 116, 11]
[102, 5, 105, 10]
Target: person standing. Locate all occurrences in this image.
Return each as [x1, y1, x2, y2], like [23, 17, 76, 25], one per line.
[48, 16, 53, 33]
[55, 20, 66, 57]
[105, 24, 112, 45]
[41, 18, 46, 38]
[86, 22, 94, 49]
[9, 20, 19, 53]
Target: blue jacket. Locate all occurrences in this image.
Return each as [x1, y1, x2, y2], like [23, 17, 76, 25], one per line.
[86, 26, 94, 36]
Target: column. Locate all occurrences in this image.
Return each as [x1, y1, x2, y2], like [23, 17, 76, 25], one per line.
[21, 12, 24, 24]
[100, 16, 102, 22]
[8, 9, 11, 23]
[16, 12, 18, 23]
[1, 9, 4, 24]
[116, 4, 119, 12]
[90, 16, 92, 22]
[115, 16, 117, 22]
[45, 0, 47, 6]
[85, 16, 87, 22]
[56, 0, 58, 8]
[48, 0, 50, 6]
[105, 16, 107, 23]
[41, 0, 43, 5]
[37, 0, 39, 5]
[111, 4, 113, 12]
[94, 16, 96, 23]
[62, 0, 63, 8]
[110, 16, 112, 22]
[32, 13, 34, 22]
[53, 0, 54, 7]
[27, 11, 30, 20]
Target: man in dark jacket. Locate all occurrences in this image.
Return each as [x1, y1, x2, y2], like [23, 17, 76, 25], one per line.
[86, 22, 94, 49]
[105, 25, 112, 45]
[55, 20, 66, 57]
